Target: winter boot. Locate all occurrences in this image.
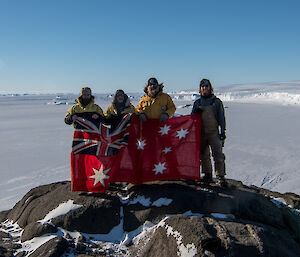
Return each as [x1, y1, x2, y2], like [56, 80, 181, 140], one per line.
[216, 176, 227, 188]
[202, 173, 213, 183]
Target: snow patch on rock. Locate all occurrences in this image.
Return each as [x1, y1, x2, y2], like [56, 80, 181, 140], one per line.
[38, 200, 82, 224]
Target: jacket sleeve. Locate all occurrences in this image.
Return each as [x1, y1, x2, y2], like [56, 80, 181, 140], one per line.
[64, 106, 74, 125]
[165, 94, 176, 117]
[191, 100, 200, 114]
[122, 104, 137, 114]
[216, 99, 226, 134]
[104, 105, 114, 117]
[95, 105, 104, 117]
[136, 98, 145, 114]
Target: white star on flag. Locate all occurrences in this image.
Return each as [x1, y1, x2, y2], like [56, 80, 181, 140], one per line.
[89, 164, 110, 186]
[159, 124, 171, 135]
[176, 128, 189, 139]
[136, 138, 146, 150]
[162, 147, 172, 154]
[153, 162, 167, 175]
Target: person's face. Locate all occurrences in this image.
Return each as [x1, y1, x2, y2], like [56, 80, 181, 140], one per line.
[147, 83, 159, 97]
[200, 83, 211, 96]
[116, 93, 125, 103]
[81, 94, 91, 100]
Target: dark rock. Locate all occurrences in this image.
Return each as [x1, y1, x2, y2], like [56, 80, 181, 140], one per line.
[1, 179, 300, 256]
[51, 197, 121, 234]
[0, 246, 13, 257]
[236, 190, 284, 227]
[11, 243, 22, 250]
[7, 181, 73, 227]
[0, 230, 17, 257]
[0, 231, 11, 238]
[7, 181, 121, 234]
[0, 210, 10, 222]
[131, 215, 300, 257]
[75, 242, 86, 252]
[65, 233, 72, 240]
[28, 236, 68, 257]
[21, 222, 58, 242]
[123, 181, 236, 231]
[77, 234, 86, 243]
[15, 252, 26, 257]
[280, 206, 300, 243]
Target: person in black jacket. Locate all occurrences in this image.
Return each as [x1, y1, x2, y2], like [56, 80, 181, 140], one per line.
[192, 79, 227, 187]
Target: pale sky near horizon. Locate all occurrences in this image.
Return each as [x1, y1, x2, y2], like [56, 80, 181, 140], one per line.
[0, 0, 299, 93]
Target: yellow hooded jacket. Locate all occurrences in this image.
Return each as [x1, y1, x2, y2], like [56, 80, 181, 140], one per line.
[136, 91, 176, 119]
[64, 96, 104, 124]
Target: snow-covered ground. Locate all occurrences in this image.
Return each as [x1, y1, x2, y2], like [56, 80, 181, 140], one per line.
[1, 81, 300, 211]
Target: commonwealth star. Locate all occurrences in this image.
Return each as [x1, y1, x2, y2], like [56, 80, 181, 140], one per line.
[136, 138, 147, 150]
[176, 128, 189, 139]
[162, 147, 172, 154]
[152, 162, 167, 175]
[159, 124, 171, 135]
[89, 164, 110, 186]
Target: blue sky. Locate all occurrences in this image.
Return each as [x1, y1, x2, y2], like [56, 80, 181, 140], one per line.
[0, 0, 299, 93]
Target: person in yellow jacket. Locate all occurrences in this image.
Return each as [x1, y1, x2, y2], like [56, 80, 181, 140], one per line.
[136, 78, 176, 122]
[64, 87, 104, 125]
[104, 89, 136, 130]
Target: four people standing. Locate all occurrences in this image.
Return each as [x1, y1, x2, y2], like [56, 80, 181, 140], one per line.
[65, 78, 227, 187]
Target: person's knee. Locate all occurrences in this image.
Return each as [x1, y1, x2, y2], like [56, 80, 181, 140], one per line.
[212, 151, 225, 161]
[201, 149, 211, 158]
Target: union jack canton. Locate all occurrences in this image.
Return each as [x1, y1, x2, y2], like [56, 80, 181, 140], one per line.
[72, 113, 131, 157]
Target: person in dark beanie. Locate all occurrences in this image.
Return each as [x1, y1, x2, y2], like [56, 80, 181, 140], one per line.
[136, 77, 176, 122]
[104, 89, 136, 130]
[64, 87, 104, 125]
[191, 79, 227, 187]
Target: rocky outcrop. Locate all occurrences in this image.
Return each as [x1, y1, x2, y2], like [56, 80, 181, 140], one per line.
[1, 179, 300, 256]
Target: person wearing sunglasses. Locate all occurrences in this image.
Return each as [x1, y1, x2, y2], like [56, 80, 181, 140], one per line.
[104, 89, 136, 131]
[191, 79, 227, 187]
[136, 77, 176, 122]
[64, 87, 104, 125]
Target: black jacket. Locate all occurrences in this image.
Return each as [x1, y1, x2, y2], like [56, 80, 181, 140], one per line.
[191, 94, 226, 134]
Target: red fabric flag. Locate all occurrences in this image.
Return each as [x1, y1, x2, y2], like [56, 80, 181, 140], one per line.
[112, 114, 201, 184]
[71, 113, 201, 192]
[71, 153, 111, 192]
[70, 113, 132, 192]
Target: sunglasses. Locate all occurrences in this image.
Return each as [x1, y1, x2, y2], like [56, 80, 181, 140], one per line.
[149, 83, 158, 88]
[82, 90, 91, 95]
[200, 84, 210, 88]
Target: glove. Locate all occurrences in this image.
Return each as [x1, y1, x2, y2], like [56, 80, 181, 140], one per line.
[139, 113, 147, 122]
[160, 113, 169, 122]
[193, 107, 204, 114]
[219, 133, 226, 147]
[64, 115, 73, 125]
[219, 132, 226, 141]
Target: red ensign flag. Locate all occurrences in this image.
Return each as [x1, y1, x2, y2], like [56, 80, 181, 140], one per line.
[71, 113, 201, 192]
